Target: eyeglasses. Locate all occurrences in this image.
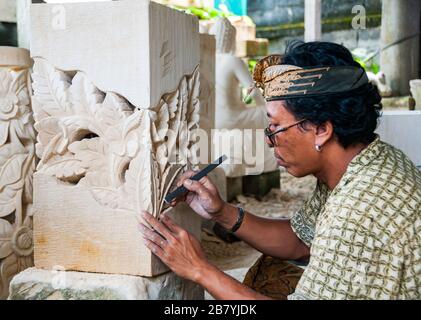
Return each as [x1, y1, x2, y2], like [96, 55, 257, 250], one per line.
[264, 119, 307, 146]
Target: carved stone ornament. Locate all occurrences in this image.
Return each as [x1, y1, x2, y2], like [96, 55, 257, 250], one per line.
[0, 47, 36, 299]
[32, 58, 200, 218]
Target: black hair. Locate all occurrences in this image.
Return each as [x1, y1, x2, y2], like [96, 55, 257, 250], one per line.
[282, 41, 382, 148]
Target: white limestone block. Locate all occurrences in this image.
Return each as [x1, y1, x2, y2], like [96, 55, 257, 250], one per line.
[33, 173, 202, 277]
[376, 110, 421, 167]
[30, 0, 200, 108]
[8, 267, 203, 300]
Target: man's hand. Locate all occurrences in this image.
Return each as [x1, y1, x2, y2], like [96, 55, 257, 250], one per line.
[169, 170, 226, 221]
[138, 210, 210, 282]
[137, 211, 272, 300]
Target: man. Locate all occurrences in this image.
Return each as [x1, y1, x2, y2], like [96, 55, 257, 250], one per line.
[138, 41, 421, 300]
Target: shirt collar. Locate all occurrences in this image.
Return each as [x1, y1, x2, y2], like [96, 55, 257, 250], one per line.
[333, 135, 383, 192]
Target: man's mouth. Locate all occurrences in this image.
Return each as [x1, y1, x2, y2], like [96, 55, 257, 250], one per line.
[275, 153, 284, 161]
[275, 154, 286, 165]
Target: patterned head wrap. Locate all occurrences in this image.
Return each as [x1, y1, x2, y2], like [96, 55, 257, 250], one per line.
[248, 54, 369, 101]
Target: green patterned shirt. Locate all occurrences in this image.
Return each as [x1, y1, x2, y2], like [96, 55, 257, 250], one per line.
[289, 137, 421, 300]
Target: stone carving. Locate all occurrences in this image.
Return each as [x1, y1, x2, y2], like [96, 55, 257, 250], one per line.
[32, 58, 199, 218]
[31, 58, 201, 277]
[209, 18, 277, 177]
[27, 0, 202, 279]
[0, 47, 35, 299]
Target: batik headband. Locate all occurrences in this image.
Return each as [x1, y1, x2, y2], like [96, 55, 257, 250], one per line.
[249, 54, 369, 101]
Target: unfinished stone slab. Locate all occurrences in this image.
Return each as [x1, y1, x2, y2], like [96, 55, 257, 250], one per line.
[8, 267, 203, 300]
[30, 0, 200, 108]
[33, 174, 201, 277]
[29, 0, 202, 277]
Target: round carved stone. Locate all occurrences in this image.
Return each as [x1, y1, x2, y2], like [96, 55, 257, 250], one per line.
[12, 226, 33, 257]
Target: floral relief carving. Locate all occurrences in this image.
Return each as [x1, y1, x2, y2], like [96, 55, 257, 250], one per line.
[0, 65, 36, 299]
[32, 58, 200, 218]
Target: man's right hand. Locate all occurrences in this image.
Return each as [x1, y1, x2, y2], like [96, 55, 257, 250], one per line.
[169, 170, 226, 221]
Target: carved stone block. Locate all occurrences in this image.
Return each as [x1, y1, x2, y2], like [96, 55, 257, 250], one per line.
[0, 47, 35, 299]
[29, 0, 202, 277]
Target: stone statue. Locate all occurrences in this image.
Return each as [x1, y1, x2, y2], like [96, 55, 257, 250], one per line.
[209, 18, 277, 176]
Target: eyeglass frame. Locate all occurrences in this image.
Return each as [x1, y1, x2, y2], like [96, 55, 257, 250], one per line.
[264, 119, 307, 146]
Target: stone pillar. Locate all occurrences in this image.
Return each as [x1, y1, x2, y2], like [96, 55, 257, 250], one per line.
[16, 0, 32, 49]
[305, 0, 322, 42]
[380, 0, 421, 95]
[9, 0, 203, 299]
[0, 47, 35, 299]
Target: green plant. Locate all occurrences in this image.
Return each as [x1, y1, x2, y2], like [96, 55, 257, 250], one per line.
[352, 48, 380, 74]
[173, 6, 235, 20]
[248, 59, 257, 74]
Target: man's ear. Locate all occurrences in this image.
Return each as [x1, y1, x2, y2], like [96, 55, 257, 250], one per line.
[314, 121, 334, 147]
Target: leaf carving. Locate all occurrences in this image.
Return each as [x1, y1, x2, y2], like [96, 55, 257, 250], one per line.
[0, 219, 13, 259]
[41, 157, 85, 181]
[68, 138, 106, 169]
[0, 154, 26, 191]
[32, 59, 201, 218]
[90, 187, 122, 210]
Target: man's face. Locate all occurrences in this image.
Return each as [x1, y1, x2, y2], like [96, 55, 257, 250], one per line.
[265, 100, 321, 177]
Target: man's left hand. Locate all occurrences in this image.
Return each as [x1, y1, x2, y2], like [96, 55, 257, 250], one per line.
[138, 210, 209, 282]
